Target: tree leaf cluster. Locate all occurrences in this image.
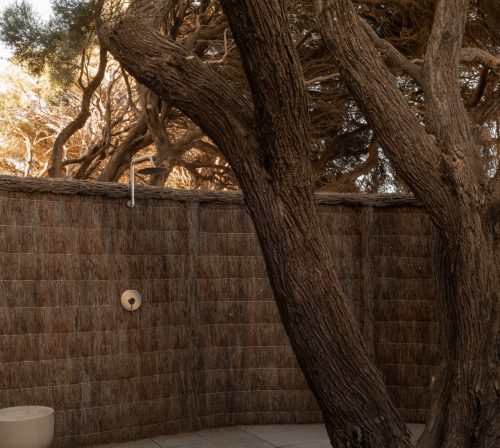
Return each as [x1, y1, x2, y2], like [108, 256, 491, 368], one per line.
[0, 0, 97, 85]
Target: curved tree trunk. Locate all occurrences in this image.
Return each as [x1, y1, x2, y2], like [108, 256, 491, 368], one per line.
[313, 1, 499, 446]
[419, 206, 499, 448]
[48, 46, 107, 178]
[240, 177, 413, 447]
[100, 0, 499, 446]
[100, 1, 413, 445]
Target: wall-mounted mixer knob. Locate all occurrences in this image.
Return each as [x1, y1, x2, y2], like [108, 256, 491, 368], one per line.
[121, 290, 142, 312]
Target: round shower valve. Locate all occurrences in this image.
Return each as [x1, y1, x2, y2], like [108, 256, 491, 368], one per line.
[121, 290, 142, 312]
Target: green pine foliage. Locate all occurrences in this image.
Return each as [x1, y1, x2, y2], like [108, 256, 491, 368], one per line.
[0, 0, 97, 86]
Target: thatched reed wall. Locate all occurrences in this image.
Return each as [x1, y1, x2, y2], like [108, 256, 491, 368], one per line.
[0, 176, 439, 447]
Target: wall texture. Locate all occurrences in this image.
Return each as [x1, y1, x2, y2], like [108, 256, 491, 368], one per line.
[0, 176, 440, 447]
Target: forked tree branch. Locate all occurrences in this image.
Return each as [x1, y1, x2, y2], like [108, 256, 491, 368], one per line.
[422, 0, 487, 184]
[319, 137, 379, 192]
[314, 0, 453, 222]
[48, 46, 108, 177]
[361, 20, 423, 85]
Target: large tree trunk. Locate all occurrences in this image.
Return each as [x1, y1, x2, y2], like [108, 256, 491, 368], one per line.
[420, 205, 499, 448]
[313, 1, 499, 446]
[240, 178, 413, 447]
[220, 2, 411, 443]
[100, 0, 499, 445]
[100, 1, 413, 445]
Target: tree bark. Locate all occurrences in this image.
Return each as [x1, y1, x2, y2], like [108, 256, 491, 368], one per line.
[313, 1, 499, 446]
[100, 0, 412, 445]
[422, 215, 499, 447]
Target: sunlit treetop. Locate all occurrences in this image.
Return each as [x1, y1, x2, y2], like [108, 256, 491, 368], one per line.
[0, 0, 98, 85]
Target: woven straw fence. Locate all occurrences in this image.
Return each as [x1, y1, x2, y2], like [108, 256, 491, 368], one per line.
[0, 176, 439, 447]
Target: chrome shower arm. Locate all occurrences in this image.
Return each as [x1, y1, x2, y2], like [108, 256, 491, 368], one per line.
[131, 155, 154, 165]
[127, 156, 155, 208]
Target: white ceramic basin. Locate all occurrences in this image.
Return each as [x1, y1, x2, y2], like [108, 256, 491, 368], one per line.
[0, 406, 54, 448]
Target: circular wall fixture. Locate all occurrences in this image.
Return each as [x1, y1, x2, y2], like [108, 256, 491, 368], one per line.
[121, 290, 142, 312]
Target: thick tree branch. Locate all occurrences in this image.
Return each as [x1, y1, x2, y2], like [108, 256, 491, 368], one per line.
[422, 0, 486, 185]
[48, 46, 108, 177]
[461, 47, 500, 72]
[361, 20, 423, 85]
[422, 0, 468, 112]
[314, 0, 452, 223]
[99, 0, 261, 178]
[221, 0, 311, 186]
[319, 137, 379, 192]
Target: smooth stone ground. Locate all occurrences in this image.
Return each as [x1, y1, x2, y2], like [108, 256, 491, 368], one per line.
[92, 424, 425, 447]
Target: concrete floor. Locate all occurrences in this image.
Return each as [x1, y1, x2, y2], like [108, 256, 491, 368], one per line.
[93, 424, 425, 447]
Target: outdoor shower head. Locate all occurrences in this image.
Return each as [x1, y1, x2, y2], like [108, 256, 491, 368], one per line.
[127, 155, 168, 208]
